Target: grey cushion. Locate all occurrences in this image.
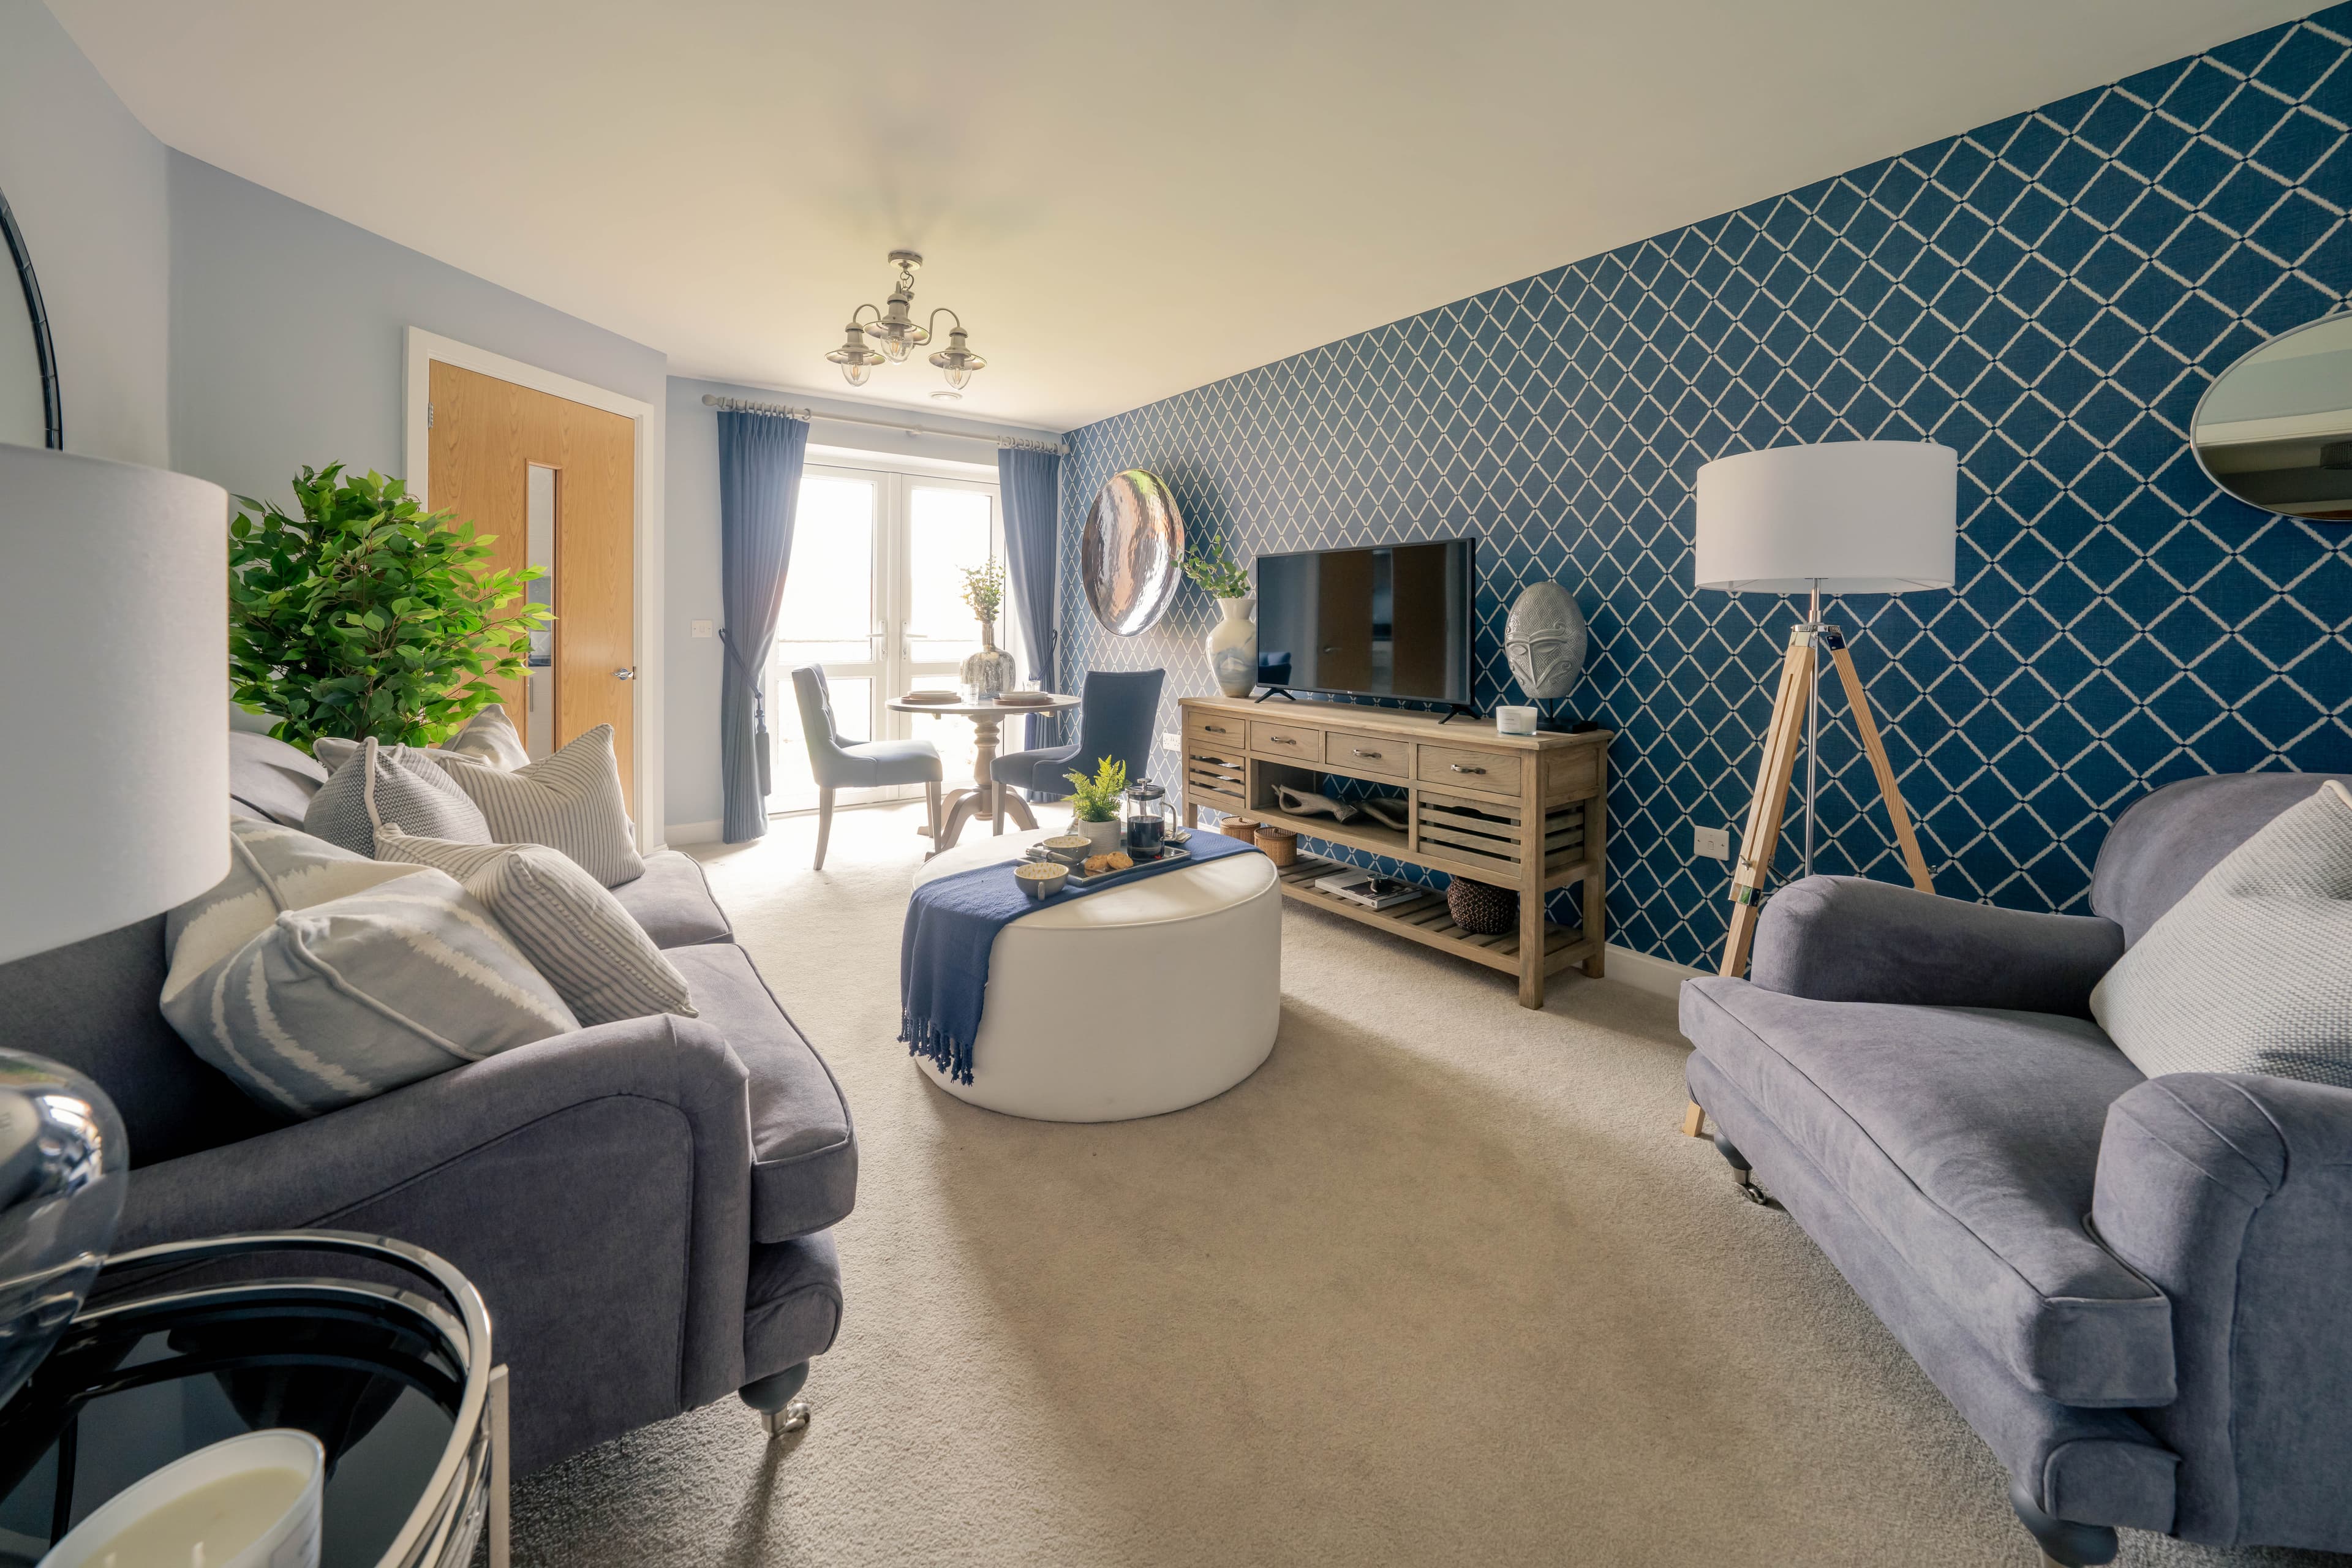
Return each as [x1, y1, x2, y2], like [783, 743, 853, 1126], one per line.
[303, 738, 492, 856]
[433, 725, 644, 886]
[2092, 781, 2352, 1088]
[2092, 772, 2352, 945]
[1680, 976, 2173, 1406]
[608, 851, 733, 948]
[744, 1232, 845, 1381]
[822, 736, 944, 790]
[443, 703, 529, 770]
[161, 827, 579, 1117]
[376, 828, 698, 1027]
[990, 744, 1081, 793]
[666, 943, 855, 1241]
[228, 731, 329, 827]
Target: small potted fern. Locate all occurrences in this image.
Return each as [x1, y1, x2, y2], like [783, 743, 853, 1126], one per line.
[1183, 541, 1256, 696]
[1063, 756, 1129, 853]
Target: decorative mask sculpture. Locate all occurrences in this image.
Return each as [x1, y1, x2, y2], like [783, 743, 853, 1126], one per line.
[1504, 582, 1588, 701]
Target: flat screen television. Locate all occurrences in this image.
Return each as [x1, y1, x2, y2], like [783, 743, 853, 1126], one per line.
[1253, 538, 1476, 708]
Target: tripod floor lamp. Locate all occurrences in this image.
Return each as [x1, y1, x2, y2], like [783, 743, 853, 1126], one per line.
[1691, 439, 1958, 1025]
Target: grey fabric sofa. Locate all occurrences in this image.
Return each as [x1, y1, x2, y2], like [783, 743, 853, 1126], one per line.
[1679, 772, 2352, 1565]
[0, 731, 854, 1472]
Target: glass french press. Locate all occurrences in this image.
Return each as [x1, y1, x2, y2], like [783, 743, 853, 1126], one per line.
[1123, 779, 1175, 858]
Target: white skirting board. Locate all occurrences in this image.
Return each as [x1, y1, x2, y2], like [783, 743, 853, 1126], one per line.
[1600, 942, 1701, 1000]
[666, 819, 723, 846]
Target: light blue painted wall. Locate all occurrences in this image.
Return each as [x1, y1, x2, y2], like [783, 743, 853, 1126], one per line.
[0, 0, 170, 466]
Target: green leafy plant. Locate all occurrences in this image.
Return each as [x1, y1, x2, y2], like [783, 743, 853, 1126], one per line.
[1063, 756, 1129, 822]
[1180, 540, 1251, 599]
[960, 556, 1006, 622]
[227, 464, 550, 753]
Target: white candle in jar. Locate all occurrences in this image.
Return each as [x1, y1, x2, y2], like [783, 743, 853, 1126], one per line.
[39, 1430, 323, 1568]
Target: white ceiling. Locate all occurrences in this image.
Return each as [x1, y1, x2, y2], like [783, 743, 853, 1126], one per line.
[51, 0, 2317, 433]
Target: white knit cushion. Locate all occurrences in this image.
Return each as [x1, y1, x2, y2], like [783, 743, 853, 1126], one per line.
[302, 737, 491, 856]
[377, 827, 695, 1026]
[2092, 780, 2352, 1088]
[433, 724, 644, 886]
[161, 823, 578, 1117]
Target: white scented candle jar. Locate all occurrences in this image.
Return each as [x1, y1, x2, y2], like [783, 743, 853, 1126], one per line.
[1495, 705, 1539, 736]
[39, 1430, 325, 1568]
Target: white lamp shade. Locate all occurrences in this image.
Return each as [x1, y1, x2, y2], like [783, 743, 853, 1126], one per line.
[1694, 440, 1958, 594]
[0, 445, 230, 964]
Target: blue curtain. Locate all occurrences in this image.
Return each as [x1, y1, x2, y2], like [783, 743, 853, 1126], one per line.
[997, 445, 1061, 750]
[718, 410, 809, 843]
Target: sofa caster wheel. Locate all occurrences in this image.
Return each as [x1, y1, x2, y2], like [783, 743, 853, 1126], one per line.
[761, 1398, 812, 1438]
[741, 1361, 813, 1444]
[2009, 1481, 2117, 1566]
[1711, 1132, 1780, 1208]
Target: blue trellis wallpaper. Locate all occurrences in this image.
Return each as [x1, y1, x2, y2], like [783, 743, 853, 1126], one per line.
[1055, 6, 2352, 971]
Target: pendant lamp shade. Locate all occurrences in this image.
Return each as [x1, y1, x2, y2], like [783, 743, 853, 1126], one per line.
[1694, 440, 1958, 594]
[0, 445, 230, 963]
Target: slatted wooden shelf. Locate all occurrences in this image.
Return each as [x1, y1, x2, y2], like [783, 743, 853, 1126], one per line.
[1272, 856, 1597, 979]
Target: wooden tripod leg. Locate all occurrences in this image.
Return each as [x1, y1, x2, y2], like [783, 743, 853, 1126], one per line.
[1826, 638, 1933, 894]
[1684, 628, 1814, 1138]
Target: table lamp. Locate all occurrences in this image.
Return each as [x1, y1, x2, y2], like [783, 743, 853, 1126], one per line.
[0, 442, 229, 1401]
[1692, 440, 1956, 993]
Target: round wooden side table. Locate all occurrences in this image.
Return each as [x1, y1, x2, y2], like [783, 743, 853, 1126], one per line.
[886, 692, 1081, 852]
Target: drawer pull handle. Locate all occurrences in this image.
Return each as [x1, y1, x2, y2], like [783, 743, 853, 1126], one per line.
[1270, 736, 1297, 745]
[1352, 748, 1382, 758]
[1205, 724, 1226, 733]
[1450, 763, 1487, 775]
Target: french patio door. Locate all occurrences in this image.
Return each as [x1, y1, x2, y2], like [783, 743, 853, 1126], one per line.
[768, 460, 1010, 814]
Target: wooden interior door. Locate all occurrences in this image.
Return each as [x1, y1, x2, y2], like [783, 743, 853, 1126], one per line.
[428, 362, 635, 805]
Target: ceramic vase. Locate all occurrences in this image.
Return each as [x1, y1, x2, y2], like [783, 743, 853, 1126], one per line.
[1207, 596, 1257, 698]
[960, 620, 1018, 700]
[1073, 816, 1121, 854]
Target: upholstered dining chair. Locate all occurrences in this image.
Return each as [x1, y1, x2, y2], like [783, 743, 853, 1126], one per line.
[790, 665, 943, 869]
[991, 668, 1166, 810]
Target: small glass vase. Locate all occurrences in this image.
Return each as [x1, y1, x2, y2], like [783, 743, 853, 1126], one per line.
[960, 620, 1018, 700]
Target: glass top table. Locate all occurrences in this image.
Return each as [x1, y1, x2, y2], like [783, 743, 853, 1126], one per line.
[0, 1233, 503, 1568]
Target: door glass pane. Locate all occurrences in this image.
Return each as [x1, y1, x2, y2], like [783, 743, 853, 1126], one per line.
[775, 476, 876, 664]
[907, 486, 995, 666]
[769, 669, 874, 815]
[905, 709, 978, 797]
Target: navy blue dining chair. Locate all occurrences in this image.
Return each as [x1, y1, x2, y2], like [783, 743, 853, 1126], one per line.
[790, 665, 942, 869]
[990, 668, 1166, 808]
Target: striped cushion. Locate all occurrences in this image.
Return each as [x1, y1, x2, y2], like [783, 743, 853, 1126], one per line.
[377, 827, 696, 1025]
[2092, 780, 2352, 1088]
[303, 737, 491, 856]
[434, 724, 644, 886]
[161, 823, 578, 1117]
[443, 704, 530, 770]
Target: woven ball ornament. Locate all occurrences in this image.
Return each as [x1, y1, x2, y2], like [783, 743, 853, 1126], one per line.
[1446, 877, 1519, 935]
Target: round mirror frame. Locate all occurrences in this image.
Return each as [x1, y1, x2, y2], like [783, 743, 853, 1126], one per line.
[1080, 469, 1188, 636]
[2190, 308, 2352, 524]
[0, 187, 61, 450]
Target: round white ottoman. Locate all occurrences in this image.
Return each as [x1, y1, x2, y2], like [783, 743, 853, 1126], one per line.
[909, 828, 1281, 1121]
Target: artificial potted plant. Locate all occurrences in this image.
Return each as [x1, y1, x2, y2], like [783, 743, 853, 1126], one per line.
[1182, 541, 1255, 697]
[227, 464, 548, 751]
[957, 556, 1017, 699]
[1063, 756, 1128, 854]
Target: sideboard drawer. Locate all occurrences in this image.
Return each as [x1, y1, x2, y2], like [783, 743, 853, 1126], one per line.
[1417, 742, 1520, 798]
[1325, 728, 1409, 780]
[1248, 719, 1325, 763]
[1186, 711, 1245, 744]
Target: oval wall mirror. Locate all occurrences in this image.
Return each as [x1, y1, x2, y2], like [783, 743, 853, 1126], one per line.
[2193, 312, 2352, 522]
[1080, 469, 1187, 635]
[0, 186, 61, 450]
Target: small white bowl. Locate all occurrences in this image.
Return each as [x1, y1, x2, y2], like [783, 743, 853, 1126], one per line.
[40, 1428, 325, 1568]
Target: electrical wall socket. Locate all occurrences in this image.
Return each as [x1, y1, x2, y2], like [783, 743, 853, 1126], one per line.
[1693, 825, 1732, 861]
[1161, 731, 1181, 752]
[690, 619, 714, 639]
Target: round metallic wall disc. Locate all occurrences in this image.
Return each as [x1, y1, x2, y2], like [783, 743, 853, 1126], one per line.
[1081, 470, 1188, 636]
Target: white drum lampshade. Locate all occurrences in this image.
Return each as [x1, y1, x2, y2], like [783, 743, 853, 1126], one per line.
[1695, 440, 1958, 594]
[0, 445, 230, 964]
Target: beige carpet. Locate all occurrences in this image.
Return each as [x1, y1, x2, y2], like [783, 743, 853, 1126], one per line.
[508, 803, 2341, 1568]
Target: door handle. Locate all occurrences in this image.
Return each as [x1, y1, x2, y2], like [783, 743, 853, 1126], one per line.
[613, 668, 637, 680]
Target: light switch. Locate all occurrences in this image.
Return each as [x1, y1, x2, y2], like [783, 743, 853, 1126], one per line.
[691, 619, 714, 639]
[1161, 731, 1181, 752]
[1693, 825, 1732, 861]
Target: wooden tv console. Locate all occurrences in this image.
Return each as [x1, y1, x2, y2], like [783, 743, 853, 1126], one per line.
[1176, 695, 1610, 1009]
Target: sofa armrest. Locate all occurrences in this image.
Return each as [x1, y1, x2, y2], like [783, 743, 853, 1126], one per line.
[1751, 875, 2124, 1016]
[118, 1014, 759, 1472]
[2092, 1074, 2352, 1547]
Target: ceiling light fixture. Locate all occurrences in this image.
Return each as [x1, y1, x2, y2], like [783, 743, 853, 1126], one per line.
[829, 251, 985, 392]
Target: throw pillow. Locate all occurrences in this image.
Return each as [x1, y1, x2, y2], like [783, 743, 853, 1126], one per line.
[377, 827, 696, 1025]
[160, 861, 579, 1118]
[2091, 779, 2352, 1088]
[167, 819, 422, 991]
[303, 737, 491, 856]
[442, 703, 530, 771]
[431, 724, 644, 886]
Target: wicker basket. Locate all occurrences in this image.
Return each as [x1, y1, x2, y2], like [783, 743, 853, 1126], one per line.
[1253, 824, 1298, 865]
[1446, 876, 1519, 935]
[1219, 816, 1260, 842]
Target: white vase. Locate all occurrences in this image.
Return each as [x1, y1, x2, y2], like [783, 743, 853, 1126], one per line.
[1207, 595, 1257, 698]
[1074, 816, 1121, 854]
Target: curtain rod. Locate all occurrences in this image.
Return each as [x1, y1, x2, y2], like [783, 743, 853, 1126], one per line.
[700, 393, 1067, 456]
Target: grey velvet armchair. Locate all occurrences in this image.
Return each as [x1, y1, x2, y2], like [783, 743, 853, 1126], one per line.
[790, 664, 942, 869]
[1678, 771, 2352, 1564]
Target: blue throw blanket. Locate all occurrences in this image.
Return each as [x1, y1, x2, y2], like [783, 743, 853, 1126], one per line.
[902, 832, 1262, 1084]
